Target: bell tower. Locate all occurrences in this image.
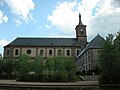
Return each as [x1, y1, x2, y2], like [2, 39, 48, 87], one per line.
[75, 13, 87, 43]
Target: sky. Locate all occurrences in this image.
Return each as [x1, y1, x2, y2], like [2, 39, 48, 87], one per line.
[0, 0, 120, 55]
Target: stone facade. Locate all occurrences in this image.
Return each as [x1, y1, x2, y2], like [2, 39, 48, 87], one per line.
[76, 48, 100, 71]
[75, 34, 104, 72]
[3, 14, 87, 59]
[4, 46, 80, 59]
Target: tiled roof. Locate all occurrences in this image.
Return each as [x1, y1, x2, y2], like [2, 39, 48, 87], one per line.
[5, 37, 82, 47]
[85, 34, 105, 49]
[76, 34, 105, 58]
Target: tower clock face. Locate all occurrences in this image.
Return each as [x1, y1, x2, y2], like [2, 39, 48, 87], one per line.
[80, 29, 83, 32]
[80, 29, 84, 34]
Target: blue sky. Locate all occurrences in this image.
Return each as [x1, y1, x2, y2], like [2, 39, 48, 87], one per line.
[0, 0, 120, 55]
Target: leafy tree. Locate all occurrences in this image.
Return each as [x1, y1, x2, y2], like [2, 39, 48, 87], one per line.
[18, 54, 31, 76]
[0, 53, 2, 60]
[33, 55, 45, 74]
[0, 60, 3, 75]
[0, 55, 2, 75]
[54, 56, 68, 82]
[65, 57, 77, 81]
[16, 54, 77, 82]
[45, 58, 55, 81]
[99, 33, 120, 84]
[2, 59, 14, 79]
[113, 32, 120, 83]
[12, 59, 20, 75]
[32, 55, 45, 81]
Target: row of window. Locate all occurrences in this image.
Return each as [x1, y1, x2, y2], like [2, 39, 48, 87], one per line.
[83, 64, 91, 71]
[6, 48, 80, 57]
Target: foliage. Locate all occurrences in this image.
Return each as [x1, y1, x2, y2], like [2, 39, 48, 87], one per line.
[113, 32, 120, 83]
[99, 33, 120, 84]
[0, 53, 77, 82]
[0, 54, 2, 60]
[54, 56, 69, 82]
[45, 58, 55, 81]
[65, 57, 77, 81]
[18, 54, 31, 76]
[0, 59, 18, 79]
[33, 55, 45, 74]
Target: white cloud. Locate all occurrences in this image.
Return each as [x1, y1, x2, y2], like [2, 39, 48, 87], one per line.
[4, 0, 35, 24]
[0, 39, 9, 55]
[87, 0, 120, 40]
[48, 0, 120, 41]
[0, 10, 8, 24]
[48, 1, 79, 37]
[0, 39, 9, 47]
[47, 0, 102, 38]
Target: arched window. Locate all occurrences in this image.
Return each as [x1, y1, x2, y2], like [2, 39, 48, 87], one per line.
[77, 50, 80, 56]
[6, 49, 10, 55]
[49, 49, 52, 56]
[57, 49, 62, 56]
[66, 50, 70, 56]
[40, 49, 44, 56]
[15, 49, 19, 55]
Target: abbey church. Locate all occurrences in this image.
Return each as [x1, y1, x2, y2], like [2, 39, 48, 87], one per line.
[3, 14, 87, 59]
[3, 14, 104, 72]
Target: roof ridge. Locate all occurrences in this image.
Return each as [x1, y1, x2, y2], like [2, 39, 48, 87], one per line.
[89, 34, 100, 48]
[5, 37, 81, 47]
[76, 34, 104, 59]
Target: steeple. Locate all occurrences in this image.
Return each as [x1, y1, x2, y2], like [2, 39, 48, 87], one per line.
[75, 13, 87, 48]
[79, 13, 83, 25]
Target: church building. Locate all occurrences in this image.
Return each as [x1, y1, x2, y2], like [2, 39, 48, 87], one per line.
[75, 34, 104, 72]
[3, 14, 87, 59]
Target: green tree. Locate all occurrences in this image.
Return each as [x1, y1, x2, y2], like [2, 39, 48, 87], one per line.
[0, 53, 2, 60]
[0, 60, 3, 75]
[65, 57, 77, 81]
[113, 32, 120, 83]
[45, 58, 55, 81]
[2, 59, 14, 79]
[54, 56, 68, 82]
[32, 55, 45, 81]
[99, 34, 118, 84]
[33, 55, 45, 74]
[18, 54, 31, 76]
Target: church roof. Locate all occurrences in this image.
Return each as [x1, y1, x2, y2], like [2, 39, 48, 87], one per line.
[85, 34, 105, 49]
[5, 37, 82, 47]
[76, 34, 105, 58]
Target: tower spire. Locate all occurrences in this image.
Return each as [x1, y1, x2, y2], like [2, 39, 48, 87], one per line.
[79, 13, 83, 25]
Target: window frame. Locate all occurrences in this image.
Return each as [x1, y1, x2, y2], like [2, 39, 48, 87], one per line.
[15, 49, 19, 55]
[6, 49, 10, 55]
[27, 49, 31, 54]
[65, 49, 71, 56]
[49, 49, 53, 56]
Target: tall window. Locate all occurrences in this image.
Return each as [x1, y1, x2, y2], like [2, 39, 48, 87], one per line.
[49, 49, 52, 56]
[77, 50, 80, 56]
[86, 65, 88, 71]
[15, 49, 19, 55]
[40, 49, 43, 56]
[66, 50, 70, 56]
[6, 49, 10, 55]
[89, 64, 91, 70]
[57, 49, 62, 56]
